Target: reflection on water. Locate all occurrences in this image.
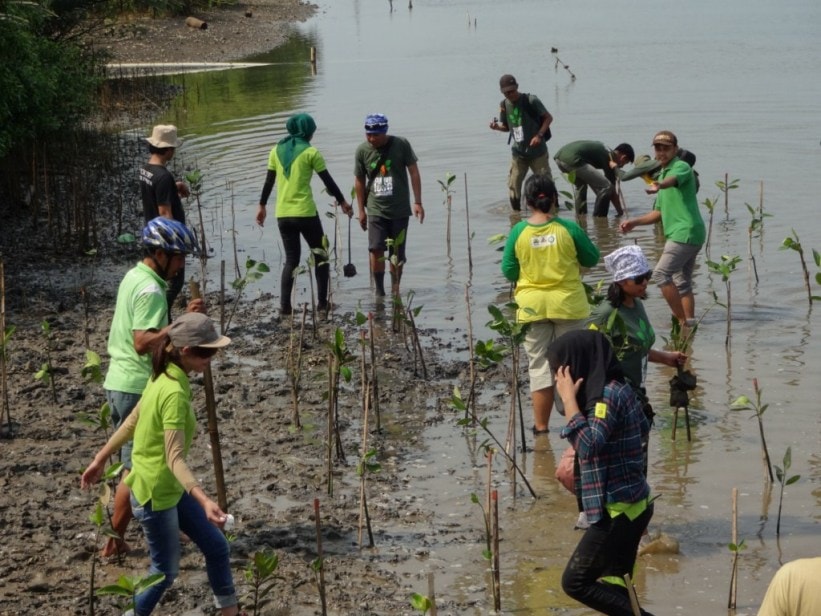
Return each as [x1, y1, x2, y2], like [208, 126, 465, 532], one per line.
[132, 0, 821, 612]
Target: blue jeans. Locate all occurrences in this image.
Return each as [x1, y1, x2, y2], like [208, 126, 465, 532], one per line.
[106, 390, 142, 469]
[562, 503, 655, 616]
[130, 492, 236, 615]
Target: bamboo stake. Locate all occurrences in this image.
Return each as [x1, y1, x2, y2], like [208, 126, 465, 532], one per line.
[464, 173, 473, 278]
[368, 315, 381, 431]
[0, 260, 11, 434]
[189, 281, 228, 511]
[464, 284, 476, 419]
[728, 487, 739, 610]
[427, 572, 437, 616]
[313, 498, 328, 616]
[407, 307, 427, 379]
[358, 383, 374, 548]
[491, 490, 501, 612]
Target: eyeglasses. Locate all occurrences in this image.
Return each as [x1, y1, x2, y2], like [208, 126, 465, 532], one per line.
[631, 273, 652, 284]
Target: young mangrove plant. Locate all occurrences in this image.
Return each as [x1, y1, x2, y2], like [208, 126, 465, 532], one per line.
[97, 573, 166, 614]
[486, 302, 530, 454]
[82, 348, 104, 385]
[715, 173, 739, 220]
[286, 304, 309, 429]
[226, 257, 270, 333]
[706, 254, 741, 347]
[731, 378, 774, 483]
[385, 229, 407, 329]
[184, 169, 211, 286]
[450, 386, 536, 498]
[34, 319, 58, 403]
[357, 448, 380, 548]
[701, 195, 718, 259]
[437, 171, 456, 256]
[470, 480, 501, 611]
[77, 401, 114, 445]
[410, 592, 434, 615]
[401, 291, 427, 379]
[326, 327, 353, 495]
[773, 447, 800, 537]
[780, 229, 819, 306]
[745, 202, 771, 285]
[242, 549, 281, 616]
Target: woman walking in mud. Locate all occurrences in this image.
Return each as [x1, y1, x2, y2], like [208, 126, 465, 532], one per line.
[81, 313, 240, 615]
[551, 329, 654, 616]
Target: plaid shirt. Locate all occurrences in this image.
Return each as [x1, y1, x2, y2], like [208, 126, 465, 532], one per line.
[560, 380, 650, 523]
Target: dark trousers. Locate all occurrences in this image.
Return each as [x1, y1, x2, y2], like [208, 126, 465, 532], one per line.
[278, 215, 328, 310]
[562, 503, 655, 616]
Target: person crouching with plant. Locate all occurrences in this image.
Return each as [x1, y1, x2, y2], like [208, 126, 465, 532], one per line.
[550, 329, 655, 616]
[81, 313, 240, 616]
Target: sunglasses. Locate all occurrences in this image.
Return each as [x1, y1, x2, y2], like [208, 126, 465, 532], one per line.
[631, 273, 652, 284]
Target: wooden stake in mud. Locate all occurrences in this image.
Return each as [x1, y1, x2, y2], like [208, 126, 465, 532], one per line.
[368, 314, 381, 431]
[491, 490, 501, 612]
[0, 260, 12, 435]
[623, 573, 641, 616]
[189, 281, 228, 511]
[313, 498, 328, 616]
[358, 383, 374, 548]
[728, 487, 739, 610]
[427, 572, 438, 616]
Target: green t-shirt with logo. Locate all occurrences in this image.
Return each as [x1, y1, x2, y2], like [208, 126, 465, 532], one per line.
[654, 158, 706, 245]
[354, 136, 418, 219]
[501, 93, 549, 160]
[126, 362, 196, 511]
[588, 300, 655, 387]
[103, 262, 168, 394]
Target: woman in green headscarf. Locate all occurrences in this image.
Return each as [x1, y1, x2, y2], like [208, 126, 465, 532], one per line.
[256, 113, 352, 315]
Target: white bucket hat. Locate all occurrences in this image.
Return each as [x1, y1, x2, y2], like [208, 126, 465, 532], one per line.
[604, 245, 652, 282]
[146, 124, 182, 148]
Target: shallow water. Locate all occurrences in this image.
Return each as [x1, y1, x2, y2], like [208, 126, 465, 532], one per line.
[144, 0, 820, 613]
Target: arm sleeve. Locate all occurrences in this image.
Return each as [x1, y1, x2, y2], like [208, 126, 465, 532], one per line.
[501, 224, 523, 282]
[164, 429, 199, 493]
[318, 169, 347, 205]
[259, 169, 276, 206]
[560, 219, 600, 267]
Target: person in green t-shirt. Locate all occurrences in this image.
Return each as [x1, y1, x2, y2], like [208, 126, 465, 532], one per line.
[255, 113, 353, 316]
[101, 217, 204, 558]
[82, 312, 239, 616]
[354, 113, 424, 297]
[489, 74, 554, 211]
[620, 130, 706, 327]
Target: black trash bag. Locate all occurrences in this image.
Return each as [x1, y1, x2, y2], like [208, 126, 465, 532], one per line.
[669, 367, 697, 408]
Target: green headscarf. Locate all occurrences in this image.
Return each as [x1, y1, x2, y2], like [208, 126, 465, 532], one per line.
[276, 113, 317, 178]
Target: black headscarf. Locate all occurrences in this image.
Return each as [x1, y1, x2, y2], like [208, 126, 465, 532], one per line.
[547, 329, 624, 412]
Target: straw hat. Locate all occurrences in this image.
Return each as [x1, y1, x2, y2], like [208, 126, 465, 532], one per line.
[146, 125, 182, 148]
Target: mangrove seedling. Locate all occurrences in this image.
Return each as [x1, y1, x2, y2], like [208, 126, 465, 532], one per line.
[385, 228, 407, 327]
[357, 448, 380, 548]
[326, 327, 353, 494]
[701, 195, 718, 259]
[780, 229, 819, 306]
[82, 348, 104, 385]
[727, 486, 744, 610]
[97, 573, 166, 613]
[226, 257, 270, 333]
[715, 173, 739, 220]
[308, 234, 331, 323]
[242, 549, 281, 616]
[286, 304, 309, 429]
[184, 168, 211, 284]
[410, 592, 433, 615]
[730, 378, 774, 483]
[34, 319, 58, 403]
[77, 400, 114, 444]
[437, 172, 456, 256]
[706, 254, 741, 347]
[486, 302, 530, 454]
[550, 47, 577, 81]
[773, 447, 800, 536]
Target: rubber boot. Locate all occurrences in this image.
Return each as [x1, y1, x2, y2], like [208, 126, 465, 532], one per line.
[509, 196, 521, 211]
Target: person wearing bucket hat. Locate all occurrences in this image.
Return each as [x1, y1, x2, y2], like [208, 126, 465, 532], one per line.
[489, 74, 554, 211]
[140, 124, 192, 313]
[553, 140, 635, 216]
[354, 113, 424, 297]
[255, 113, 352, 316]
[81, 312, 240, 615]
[98, 216, 206, 558]
[620, 131, 705, 327]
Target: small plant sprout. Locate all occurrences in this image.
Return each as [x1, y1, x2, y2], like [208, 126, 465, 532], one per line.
[774, 447, 800, 536]
[77, 401, 114, 444]
[780, 229, 819, 306]
[226, 257, 270, 333]
[35, 319, 58, 403]
[745, 202, 771, 284]
[715, 173, 739, 220]
[357, 448, 380, 548]
[82, 349, 104, 385]
[701, 195, 718, 259]
[410, 592, 433, 615]
[437, 172, 456, 256]
[242, 549, 281, 616]
[96, 573, 166, 614]
[731, 378, 774, 483]
[706, 254, 741, 347]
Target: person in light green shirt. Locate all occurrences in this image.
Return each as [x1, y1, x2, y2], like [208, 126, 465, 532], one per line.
[255, 113, 353, 315]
